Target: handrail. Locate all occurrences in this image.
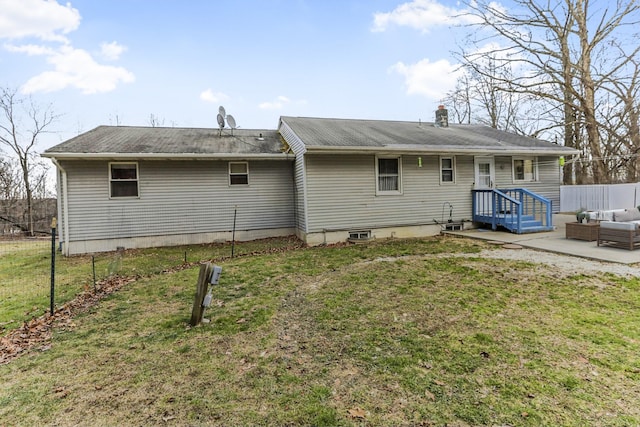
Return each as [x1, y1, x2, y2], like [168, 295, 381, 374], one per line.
[500, 188, 552, 229]
[472, 188, 552, 233]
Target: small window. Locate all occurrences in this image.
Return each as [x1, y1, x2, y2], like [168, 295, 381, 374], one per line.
[440, 156, 455, 183]
[513, 157, 537, 182]
[229, 162, 249, 185]
[376, 156, 402, 194]
[349, 230, 371, 240]
[110, 163, 138, 197]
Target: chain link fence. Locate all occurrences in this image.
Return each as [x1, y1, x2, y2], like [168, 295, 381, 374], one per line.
[1, 235, 52, 334]
[1, 228, 303, 336]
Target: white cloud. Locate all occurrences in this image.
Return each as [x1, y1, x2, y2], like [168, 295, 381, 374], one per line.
[4, 43, 54, 56]
[100, 41, 127, 61]
[259, 95, 290, 110]
[1, 2, 134, 95]
[0, 0, 80, 42]
[18, 44, 135, 94]
[200, 89, 229, 103]
[390, 58, 462, 99]
[372, 0, 478, 33]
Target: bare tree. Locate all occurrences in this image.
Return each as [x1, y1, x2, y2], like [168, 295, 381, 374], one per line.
[0, 158, 18, 199]
[459, 0, 640, 184]
[597, 51, 640, 183]
[0, 158, 21, 233]
[443, 56, 550, 137]
[442, 74, 473, 124]
[0, 87, 59, 235]
[148, 113, 166, 127]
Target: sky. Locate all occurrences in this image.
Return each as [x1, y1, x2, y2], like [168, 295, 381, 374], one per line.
[1, 0, 484, 151]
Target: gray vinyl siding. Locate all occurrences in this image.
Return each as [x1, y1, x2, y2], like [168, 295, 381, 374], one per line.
[304, 154, 476, 232]
[293, 156, 307, 232]
[60, 159, 294, 242]
[494, 156, 562, 212]
[279, 120, 308, 233]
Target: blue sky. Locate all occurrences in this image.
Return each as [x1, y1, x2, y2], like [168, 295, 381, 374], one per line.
[2, 0, 479, 149]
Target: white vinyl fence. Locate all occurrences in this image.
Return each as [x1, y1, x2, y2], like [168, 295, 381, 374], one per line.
[560, 183, 640, 212]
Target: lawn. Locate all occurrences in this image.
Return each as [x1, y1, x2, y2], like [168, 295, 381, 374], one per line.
[1, 236, 639, 426]
[0, 236, 303, 331]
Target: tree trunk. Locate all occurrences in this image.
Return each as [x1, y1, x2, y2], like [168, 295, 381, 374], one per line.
[19, 156, 33, 235]
[627, 108, 640, 182]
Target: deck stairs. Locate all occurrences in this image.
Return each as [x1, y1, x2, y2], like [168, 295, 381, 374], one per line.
[471, 188, 554, 234]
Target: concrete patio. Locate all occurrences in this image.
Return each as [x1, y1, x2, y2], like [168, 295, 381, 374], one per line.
[446, 214, 640, 265]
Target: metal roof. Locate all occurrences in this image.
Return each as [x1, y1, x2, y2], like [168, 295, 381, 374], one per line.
[280, 116, 579, 156]
[42, 126, 287, 159]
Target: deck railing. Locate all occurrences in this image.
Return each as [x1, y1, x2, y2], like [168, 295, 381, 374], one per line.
[472, 188, 552, 233]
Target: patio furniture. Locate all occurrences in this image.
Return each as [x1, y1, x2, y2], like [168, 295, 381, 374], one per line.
[597, 221, 640, 250]
[566, 222, 599, 241]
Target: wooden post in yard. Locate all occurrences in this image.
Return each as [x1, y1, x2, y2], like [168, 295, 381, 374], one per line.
[189, 262, 213, 326]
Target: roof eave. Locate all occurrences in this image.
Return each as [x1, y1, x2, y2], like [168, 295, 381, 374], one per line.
[304, 145, 580, 156]
[41, 152, 292, 160]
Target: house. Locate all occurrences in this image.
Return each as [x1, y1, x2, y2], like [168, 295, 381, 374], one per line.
[279, 111, 578, 245]
[42, 127, 295, 255]
[43, 108, 578, 255]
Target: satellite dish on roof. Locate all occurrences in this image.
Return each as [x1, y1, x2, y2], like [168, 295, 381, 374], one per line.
[217, 113, 225, 136]
[227, 115, 237, 135]
[227, 115, 236, 129]
[215, 105, 240, 136]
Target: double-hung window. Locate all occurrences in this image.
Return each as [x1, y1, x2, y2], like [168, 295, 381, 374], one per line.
[513, 157, 537, 182]
[109, 162, 139, 198]
[440, 156, 455, 184]
[229, 162, 249, 185]
[376, 156, 402, 194]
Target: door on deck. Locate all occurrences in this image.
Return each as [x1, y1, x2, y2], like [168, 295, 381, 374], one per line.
[474, 157, 495, 215]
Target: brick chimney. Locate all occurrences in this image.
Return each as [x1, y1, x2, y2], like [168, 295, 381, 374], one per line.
[435, 105, 448, 127]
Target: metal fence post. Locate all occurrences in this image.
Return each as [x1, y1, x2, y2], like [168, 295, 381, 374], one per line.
[50, 217, 57, 315]
[231, 205, 237, 258]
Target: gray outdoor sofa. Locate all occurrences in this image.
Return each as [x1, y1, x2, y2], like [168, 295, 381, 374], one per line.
[596, 208, 640, 250]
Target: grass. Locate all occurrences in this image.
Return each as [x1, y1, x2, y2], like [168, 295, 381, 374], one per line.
[0, 236, 303, 330]
[0, 239, 53, 328]
[1, 236, 640, 426]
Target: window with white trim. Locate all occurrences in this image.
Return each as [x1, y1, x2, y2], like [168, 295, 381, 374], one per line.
[513, 157, 538, 182]
[229, 162, 249, 185]
[376, 156, 402, 194]
[440, 156, 455, 184]
[109, 162, 139, 198]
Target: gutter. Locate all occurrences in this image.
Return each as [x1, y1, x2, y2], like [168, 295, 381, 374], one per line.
[49, 157, 70, 256]
[303, 145, 580, 156]
[41, 152, 292, 160]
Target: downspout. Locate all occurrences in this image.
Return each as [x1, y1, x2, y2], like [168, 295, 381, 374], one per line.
[50, 157, 70, 256]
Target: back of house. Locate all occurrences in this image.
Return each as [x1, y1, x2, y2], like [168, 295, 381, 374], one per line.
[43, 110, 578, 254]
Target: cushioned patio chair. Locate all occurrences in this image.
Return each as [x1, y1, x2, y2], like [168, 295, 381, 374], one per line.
[597, 209, 640, 250]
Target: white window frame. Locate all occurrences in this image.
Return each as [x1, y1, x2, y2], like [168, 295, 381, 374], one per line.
[439, 156, 456, 184]
[512, 157, 538, 182]
[229, 161, 249, 186]
[375, 155, 402, 195]
[109, 162, 139, 198]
